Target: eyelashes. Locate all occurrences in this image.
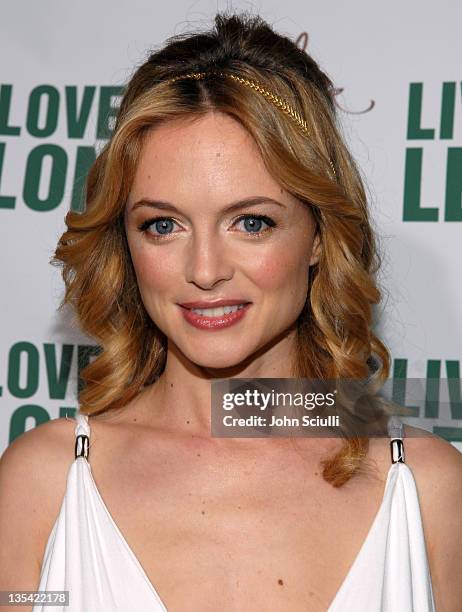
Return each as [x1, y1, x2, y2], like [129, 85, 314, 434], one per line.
[137, 213, 277, 240]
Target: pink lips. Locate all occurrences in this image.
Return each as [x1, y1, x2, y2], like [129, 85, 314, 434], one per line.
[179, 298, 250, 309]
[178, 300, 252, 330]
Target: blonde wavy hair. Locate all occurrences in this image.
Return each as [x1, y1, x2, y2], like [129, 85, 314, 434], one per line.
[52, 11, 391, 487]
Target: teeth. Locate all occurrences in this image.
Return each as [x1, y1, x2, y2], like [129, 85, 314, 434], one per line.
[190, 304, 246, 316]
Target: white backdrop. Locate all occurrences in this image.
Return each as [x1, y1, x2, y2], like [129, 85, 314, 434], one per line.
[1, 0, 461, 452]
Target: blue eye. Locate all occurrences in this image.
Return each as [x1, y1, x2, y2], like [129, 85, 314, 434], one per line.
[234, 214, 275, 234]
[138, 217, 179, 236]
[137, 213, 276, 239]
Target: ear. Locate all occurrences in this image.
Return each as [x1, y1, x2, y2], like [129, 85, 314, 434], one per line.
[309, 232, 321, 267]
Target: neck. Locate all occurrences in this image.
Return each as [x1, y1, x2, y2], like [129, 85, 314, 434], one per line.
[141, 327, 298, 438]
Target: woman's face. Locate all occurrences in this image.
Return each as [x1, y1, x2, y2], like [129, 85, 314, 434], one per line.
[124, 111, 320, 370]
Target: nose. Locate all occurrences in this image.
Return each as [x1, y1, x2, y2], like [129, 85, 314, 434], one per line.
[184, 230, 234, 290]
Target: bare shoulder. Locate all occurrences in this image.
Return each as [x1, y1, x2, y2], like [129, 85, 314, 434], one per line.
[401, 422, 462, 481]
[0, 416, 77, 519]
[0, 416, 77, 585]
[402, 423, 462, 516]
[0, 415, 77, 480]
[401, 423, 462, 611]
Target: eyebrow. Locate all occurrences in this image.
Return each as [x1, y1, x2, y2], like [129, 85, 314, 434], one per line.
[130, 196, 287, 215]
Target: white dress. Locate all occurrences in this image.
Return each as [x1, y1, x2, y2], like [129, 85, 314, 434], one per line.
[33, 412, 436, 611]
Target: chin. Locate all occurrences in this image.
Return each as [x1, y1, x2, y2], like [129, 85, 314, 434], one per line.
[179, 343, 255, 372]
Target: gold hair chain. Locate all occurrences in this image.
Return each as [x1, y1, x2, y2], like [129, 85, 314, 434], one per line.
[166, 70, 337, 179]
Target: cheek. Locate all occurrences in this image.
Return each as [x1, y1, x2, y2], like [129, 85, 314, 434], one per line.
[129, 246, 176, 295]
[248, 247, 309, 295]
[247, 244, 311, 324]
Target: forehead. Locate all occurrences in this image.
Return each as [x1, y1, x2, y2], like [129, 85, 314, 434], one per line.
[128, 112, 290, 209]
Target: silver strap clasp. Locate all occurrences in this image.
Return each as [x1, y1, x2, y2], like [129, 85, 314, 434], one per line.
[75, 434, 89, 459]
[390, 438, 405, 464]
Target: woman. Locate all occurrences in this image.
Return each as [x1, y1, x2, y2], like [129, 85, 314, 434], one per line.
[1, 11, 461, 612]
